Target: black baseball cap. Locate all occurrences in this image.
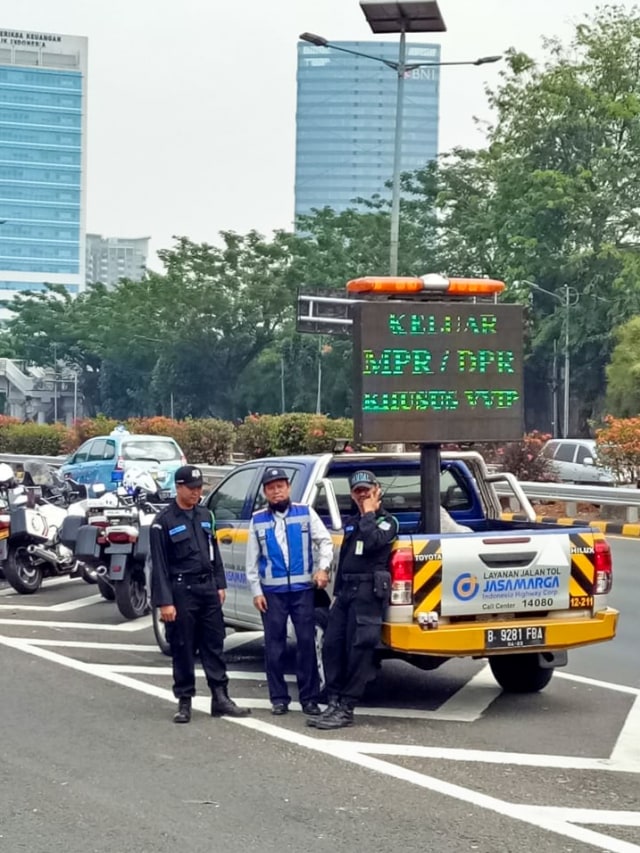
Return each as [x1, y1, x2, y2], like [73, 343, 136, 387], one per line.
[174, 465, 204, 488]
[262, 467, 290, 486]
[349, 470, 378, 490]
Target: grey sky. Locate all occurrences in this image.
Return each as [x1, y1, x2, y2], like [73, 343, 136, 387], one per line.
[13, 1, 633, 268]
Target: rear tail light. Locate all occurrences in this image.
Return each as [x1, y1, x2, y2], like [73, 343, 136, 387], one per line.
[0, 513, 10, 529]
[593, 539, 612, 594]
[389, 548, 414, 605]
[180, 453, 187, 465]
[115, 456, 125, 471]
[106, 526, 139, 544]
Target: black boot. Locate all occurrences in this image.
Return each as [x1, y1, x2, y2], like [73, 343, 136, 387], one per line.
[173, 697, 191, 724]
[211, 686, 251, 718]
[306, 696, 340, 728]
[314, 701, 354, 730]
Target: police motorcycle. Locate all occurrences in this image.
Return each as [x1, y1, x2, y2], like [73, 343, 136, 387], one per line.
[0, 461, 95, 594]
[75, 466, 169, 619]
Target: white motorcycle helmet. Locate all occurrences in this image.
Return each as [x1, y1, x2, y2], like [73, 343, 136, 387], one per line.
[0, 463, 15, 485]
[122, 466, 158, 496]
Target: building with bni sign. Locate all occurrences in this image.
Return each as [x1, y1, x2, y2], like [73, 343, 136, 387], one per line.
[295, 40, 440, 219]
[0, 28, 88, 314]
[86, 234, 150, 287]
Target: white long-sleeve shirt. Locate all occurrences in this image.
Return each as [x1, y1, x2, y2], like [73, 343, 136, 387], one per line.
[245, 504, 334, 597]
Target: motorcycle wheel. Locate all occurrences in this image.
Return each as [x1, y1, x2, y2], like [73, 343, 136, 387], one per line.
[3, 544, 43, 594]
[153, 607, 172, 656]
[114, 566, 149, 619]
[96, 575, 115, 601]
[80, 562, 99, 585]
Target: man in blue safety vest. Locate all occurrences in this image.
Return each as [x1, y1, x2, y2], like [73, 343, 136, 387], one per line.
[246, 467, 333, 717]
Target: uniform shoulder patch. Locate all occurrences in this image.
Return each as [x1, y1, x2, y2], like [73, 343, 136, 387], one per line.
[378, 520, 392, 531]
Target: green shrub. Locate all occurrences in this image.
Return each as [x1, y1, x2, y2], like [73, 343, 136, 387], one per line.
[181, 418, 235, 464]
[235, 415, 278, 458]
[304, 415, 354, 454]
[273, 413, 316, 455]
[2, 423, 68, 456]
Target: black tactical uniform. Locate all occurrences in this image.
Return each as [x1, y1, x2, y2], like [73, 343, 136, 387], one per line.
[150, 465, 249, 722]
[314, 470, 398, 730]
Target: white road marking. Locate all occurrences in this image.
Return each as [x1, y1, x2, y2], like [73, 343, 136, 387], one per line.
[0, 576, 79, 596]
[429, 664, 501, 721]
[611, 694, 640, 772]
[27, 640, 160, 651]
[0, 633, 638, 853]
[0, 594, 105, 612]
[529, 806, 640, 826]
[335, 741, 638, 773]
[557, 670, 640, 697]
[0, 618, 144, 631]
[223, 630, 264, 650]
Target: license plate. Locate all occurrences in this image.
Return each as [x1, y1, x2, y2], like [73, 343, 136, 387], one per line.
[485, 625, 546, 650]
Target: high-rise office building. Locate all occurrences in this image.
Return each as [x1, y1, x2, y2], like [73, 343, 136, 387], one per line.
[295, 40, 440, 219]
[86, 234, 149, 287]
[0, 28, 87, 309]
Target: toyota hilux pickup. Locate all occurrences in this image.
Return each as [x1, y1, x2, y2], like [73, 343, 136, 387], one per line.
[154, 449, 617, 693]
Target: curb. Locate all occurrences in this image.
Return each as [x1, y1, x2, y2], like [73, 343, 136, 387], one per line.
[501, 512, 640, 538]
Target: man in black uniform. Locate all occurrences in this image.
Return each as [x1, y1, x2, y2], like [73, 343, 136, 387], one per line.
[310, 469, 398, 730]
[150, 465, 250, 723]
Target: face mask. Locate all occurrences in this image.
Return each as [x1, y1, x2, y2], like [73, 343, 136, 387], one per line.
[269, 498, 291, 513]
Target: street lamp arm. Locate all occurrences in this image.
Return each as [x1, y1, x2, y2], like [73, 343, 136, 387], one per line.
[299, 33, 502, 74]
[516, 278, 563, 305]
[299, 35, 400, 69]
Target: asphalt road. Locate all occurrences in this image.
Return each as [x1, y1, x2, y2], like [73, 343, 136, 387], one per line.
[0, 537, 638, 853]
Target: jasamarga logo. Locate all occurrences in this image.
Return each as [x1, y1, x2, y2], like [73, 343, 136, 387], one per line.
[484, 576, 560, 593]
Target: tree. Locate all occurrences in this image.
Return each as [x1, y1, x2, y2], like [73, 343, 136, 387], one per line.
[605, 317, 640, 416]
[400, 6, 640, 432]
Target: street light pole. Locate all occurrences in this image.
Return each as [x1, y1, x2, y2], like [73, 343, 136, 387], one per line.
[563, 283, 570, 440]
[299, 33, 501, 275]
[519, 280, 578, 438]
[389, 26, 407, 275]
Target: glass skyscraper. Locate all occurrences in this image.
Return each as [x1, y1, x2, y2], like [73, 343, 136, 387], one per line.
[0, 28, 87, 308]
[295, 40, 440, 219]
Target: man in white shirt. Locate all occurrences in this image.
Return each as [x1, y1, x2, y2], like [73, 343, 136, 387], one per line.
[246, 467, 333, 716]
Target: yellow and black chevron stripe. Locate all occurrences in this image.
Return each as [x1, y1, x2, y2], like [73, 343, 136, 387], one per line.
[568, 530, 596, 608]
[412, 538, 442, 616]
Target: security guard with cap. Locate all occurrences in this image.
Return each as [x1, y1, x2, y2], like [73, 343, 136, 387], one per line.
[309, 469, 398, 730]
[150, 464, 250, 723]
[246, 466, 333, 716]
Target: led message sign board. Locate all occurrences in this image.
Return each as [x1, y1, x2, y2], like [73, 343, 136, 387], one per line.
[353, 300, 524, 444]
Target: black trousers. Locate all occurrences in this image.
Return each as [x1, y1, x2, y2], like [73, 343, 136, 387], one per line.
[167, 577, 227, 699]
[262, 588, 319, 706]
[322, 578, 385, 706]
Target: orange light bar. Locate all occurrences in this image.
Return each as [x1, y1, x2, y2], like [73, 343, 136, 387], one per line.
[347, 276, 425, 294]
[346, 275, 505, 296]
[447, 278, 505, 295]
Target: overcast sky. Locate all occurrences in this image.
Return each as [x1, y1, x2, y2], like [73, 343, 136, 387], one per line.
[12, 1, 635, 267]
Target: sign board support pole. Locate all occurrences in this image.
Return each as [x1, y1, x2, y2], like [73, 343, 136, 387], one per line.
[420, 443, 441, 534]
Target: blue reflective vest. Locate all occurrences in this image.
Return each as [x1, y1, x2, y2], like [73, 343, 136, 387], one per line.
[252, 503, 314, 592]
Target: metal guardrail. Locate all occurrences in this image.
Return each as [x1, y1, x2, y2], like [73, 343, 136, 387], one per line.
[0, 454, 234, 489]
[2, 453, 640, 520]
[494, 481, 640, 523]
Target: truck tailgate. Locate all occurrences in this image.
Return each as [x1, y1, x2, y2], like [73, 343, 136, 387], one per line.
[412, 529, 597, 619]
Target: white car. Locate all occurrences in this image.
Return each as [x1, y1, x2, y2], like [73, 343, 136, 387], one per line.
[540, 439, 616, 485]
